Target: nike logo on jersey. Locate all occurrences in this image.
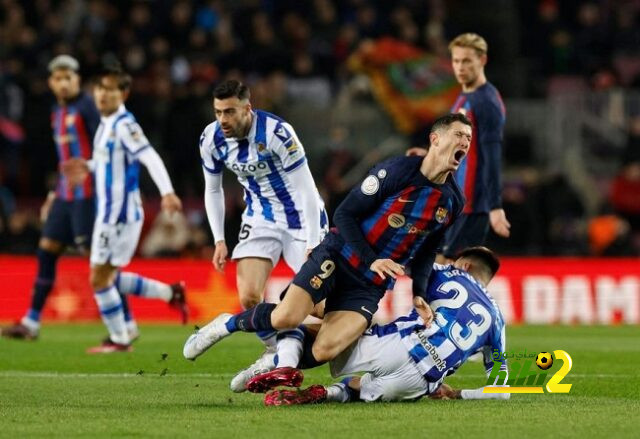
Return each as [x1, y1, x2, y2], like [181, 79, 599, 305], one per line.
[360, 306, 373, 316]
[398, 198, 414, 203]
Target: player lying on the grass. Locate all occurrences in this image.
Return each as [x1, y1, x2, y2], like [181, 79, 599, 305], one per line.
[252, 247, 510, 405]
[63, 62, 187, 353]
[183, 114, 470, 385]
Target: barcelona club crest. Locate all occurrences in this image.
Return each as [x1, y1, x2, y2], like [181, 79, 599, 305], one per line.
[310, 276, 323, 289]
[435, 207, 448, 223]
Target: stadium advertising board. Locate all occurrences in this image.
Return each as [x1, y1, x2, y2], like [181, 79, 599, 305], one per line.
[0, 256, 638, 324]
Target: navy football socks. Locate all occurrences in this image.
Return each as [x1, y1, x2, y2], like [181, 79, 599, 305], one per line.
[227, 303, 277, 333]
[29, 249, 59, 314]
[298, 327, 326, 369]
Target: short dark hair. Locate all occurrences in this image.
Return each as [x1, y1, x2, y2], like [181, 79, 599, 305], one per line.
[456, 246, 500, 279]
[97, 62, 131, 91]
[430, 113, 472, 135]
[213, 79, 250, 100]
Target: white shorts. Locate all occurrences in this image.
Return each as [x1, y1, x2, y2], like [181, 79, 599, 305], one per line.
[330, 330, 435, 402]
[90, 220, 143, 267]
[231, 216, 327, 272]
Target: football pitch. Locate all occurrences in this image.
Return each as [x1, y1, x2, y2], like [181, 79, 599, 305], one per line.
[1, 324, 638, 438]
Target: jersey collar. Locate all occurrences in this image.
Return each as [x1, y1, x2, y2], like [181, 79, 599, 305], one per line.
[100, 104, 127, 124]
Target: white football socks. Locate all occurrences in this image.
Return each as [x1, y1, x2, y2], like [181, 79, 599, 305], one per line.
[94, 285, 129, 345]
[326, 383, 350, 403]
[116, 272, 172, 301]
[274, 328, 305, 368]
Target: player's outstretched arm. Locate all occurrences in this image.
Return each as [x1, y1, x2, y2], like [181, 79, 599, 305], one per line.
[429, 383, 510, 401]
[333, 182, 384, 268]
[137, 147, 181, 211]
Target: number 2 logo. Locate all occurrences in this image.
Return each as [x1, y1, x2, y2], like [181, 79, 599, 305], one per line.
[546, 350, 573, 393]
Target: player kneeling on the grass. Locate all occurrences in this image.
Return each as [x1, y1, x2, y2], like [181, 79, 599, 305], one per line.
[63, 62, 188, 353]
[183, 114, 472, 387]
[257, 247, 510, 405]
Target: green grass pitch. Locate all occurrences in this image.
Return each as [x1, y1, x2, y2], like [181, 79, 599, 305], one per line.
[1, 324, 638, 438]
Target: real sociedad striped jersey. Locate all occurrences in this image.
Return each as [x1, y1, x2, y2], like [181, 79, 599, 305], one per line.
[331, 156, 464, 289]
[51, 93, 99, 201]
[92, 104, 151, 224]
[450, 82, 506, 214]
[371, 264, 507, 383]
[199, 110, 326, 231]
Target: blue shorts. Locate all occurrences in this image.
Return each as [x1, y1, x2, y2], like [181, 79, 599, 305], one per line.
[41, 198, 95, 251]
[441, 213, 489, 258]
[291, 240, 386, 323]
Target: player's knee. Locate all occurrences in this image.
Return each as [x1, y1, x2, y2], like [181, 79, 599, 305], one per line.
[90, 275, 106, 290]
[237, 280, 264, 309]
[90, 271, 110, 291]
[270, 307, 303, 330]
[39, 238, 63, 254]
[311, 339, 340, 363]
[238, 291, 262, 309]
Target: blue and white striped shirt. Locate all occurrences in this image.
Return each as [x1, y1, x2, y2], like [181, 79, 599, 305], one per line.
[370, 264, 507, 383]
[199, 110, 325, 231]
[93, 105, 151, 224]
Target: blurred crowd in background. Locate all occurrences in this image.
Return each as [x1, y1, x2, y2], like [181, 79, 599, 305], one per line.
[1, 0, 640, 257]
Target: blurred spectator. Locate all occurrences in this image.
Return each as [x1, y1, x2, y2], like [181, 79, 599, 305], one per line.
[3, 0, 640, 258]
[536, 174, 587, 255]
[3, 208, 39, 254]
[140, 211, 190, 258]
[610, 161, 640, 233]
[321, 126, 356, 214]
[588, 214, 634, 256]
[486, 178, 542, 255]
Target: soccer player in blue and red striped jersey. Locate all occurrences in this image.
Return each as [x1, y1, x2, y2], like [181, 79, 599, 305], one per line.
[183, 114, 470, 383]
[0, 56, 148, 341]
[407, 34, 511, 261]
[442, 33, 511, 260]
[261, 247, 509, 405]
[1, 55, 102, 340]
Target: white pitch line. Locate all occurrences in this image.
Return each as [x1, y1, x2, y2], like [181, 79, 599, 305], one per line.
[0, 371, 636, 379]
[0, 371, 233, 378]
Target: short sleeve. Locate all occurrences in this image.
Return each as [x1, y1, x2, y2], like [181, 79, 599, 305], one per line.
[117, 119, 151, 154]
[270, 121, 307, 173]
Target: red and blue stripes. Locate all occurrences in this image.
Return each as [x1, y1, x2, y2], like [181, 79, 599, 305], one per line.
[52, 104, 94, 201]
[451, 98, 478, 214]
[387, 189, 442, 260]
[341, 185, 445, 287]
